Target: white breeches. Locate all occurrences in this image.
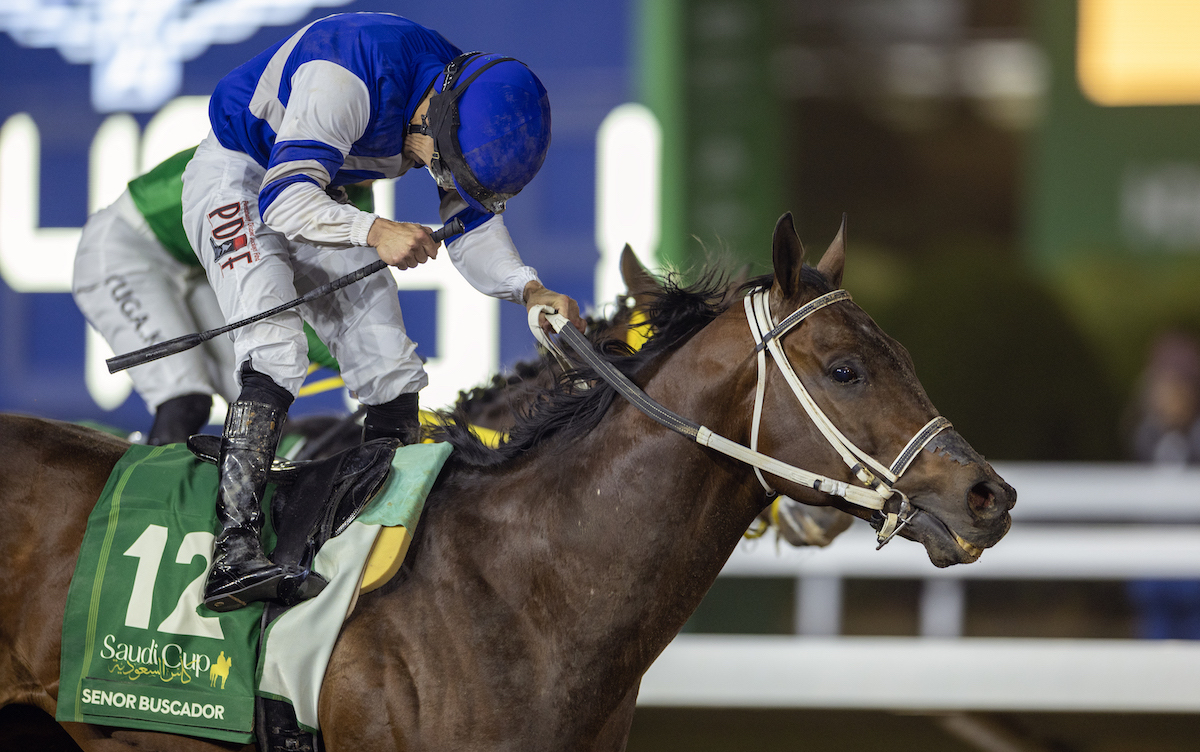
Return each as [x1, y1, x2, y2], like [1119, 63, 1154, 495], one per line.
[181, 133, 427, 404]
[72, 190, 239, 411]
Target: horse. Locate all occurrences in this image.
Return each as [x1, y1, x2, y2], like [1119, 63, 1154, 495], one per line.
[0, 213, 1015, 751]
[457, 244, 856, 549]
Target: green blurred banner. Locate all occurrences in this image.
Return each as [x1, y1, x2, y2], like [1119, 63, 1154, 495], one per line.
[640, 0, 786, 274]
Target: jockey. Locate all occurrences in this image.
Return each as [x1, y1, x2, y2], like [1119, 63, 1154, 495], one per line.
[181, 13, 585, 612]
[72, 147, 354, 446]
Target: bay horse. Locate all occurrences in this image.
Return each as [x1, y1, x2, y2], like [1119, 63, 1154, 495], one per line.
[457, 244, 856, 549]
[0, 213, 1014, 751]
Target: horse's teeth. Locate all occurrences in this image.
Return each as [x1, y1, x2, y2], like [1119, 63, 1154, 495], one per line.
[952, 531, 983, 560]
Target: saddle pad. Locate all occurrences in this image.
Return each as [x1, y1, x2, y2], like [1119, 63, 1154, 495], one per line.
[57, 441, 451, 742]
[355, 421, 502, 593]
[257, 441, 451, 733]
[56, 444, 263, 742]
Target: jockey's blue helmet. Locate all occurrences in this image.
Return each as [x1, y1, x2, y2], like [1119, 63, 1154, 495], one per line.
[423, 52, 551, 214]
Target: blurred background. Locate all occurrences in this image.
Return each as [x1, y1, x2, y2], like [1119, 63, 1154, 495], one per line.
[2, 0, 1200, 750]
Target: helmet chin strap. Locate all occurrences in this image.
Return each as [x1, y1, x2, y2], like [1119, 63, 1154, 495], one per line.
[424, 52, 520, 214]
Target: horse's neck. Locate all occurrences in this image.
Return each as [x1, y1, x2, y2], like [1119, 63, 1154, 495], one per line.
[419, 313, 765, 696]
[341, 317, 773, 745]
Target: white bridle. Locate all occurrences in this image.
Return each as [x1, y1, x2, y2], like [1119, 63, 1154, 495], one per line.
[740, 288, 951, 545]
[529, 287, 952, 547]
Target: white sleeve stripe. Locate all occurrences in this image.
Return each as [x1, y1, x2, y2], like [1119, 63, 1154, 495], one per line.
[263, 181, 376, 247]
[248, 21, 317, 132]
[274, 60, 371, 153]
[446, 215, 540, 304]
[263, 158, 332, 190]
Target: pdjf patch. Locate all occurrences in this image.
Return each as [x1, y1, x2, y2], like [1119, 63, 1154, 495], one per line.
[207, 201, 259, 272]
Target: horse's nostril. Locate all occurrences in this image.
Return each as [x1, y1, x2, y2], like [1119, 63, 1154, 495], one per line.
[967, 482, 999, 518]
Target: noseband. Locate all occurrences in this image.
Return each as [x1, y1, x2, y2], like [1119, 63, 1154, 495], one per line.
[529, 288, 951, 548]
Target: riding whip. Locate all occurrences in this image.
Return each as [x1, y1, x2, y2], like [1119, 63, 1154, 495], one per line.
[106, 218, 465, 373]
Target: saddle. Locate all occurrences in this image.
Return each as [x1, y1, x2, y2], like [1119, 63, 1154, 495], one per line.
[186, 434, 398, 603]
[187, 435, 400, 752]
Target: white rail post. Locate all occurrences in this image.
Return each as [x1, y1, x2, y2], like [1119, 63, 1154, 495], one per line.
[919, 579, 967, 638]
[796, 575, 843, 636]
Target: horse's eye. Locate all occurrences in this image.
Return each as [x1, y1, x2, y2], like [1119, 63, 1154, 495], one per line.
[830, 365, 859, 384]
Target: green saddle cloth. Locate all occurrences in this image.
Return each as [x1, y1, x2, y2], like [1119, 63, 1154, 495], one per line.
[56, 441, 449, 742]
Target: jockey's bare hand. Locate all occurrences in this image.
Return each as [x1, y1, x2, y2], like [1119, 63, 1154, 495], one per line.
[368, 218, 438, 270]
[524, 281, 585, 334]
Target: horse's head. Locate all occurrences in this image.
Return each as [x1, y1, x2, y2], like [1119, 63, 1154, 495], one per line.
[752, 212, 1014, 567]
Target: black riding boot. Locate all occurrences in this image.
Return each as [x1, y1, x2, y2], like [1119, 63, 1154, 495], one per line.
[362, 392, 422, 445]
[203, 399, 289, 612]
[147, 393, 212, 446]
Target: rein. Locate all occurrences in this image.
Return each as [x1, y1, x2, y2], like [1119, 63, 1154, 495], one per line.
[529, 288, 950, 548]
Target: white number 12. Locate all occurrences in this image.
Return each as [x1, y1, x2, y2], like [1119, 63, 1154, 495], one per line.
[122, 524, 225, 640]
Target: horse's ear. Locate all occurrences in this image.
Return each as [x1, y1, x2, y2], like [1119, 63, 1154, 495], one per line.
[771, 212, 806, 299]
[620, 244, 660, 308]
[816, 214, 847, 289]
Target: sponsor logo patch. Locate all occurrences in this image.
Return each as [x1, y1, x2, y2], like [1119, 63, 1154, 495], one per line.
[99, 633, 227, 688]
[206, 201, 259, 271]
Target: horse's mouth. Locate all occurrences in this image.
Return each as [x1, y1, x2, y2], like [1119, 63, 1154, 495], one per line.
[899, 506, 1007, 568]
